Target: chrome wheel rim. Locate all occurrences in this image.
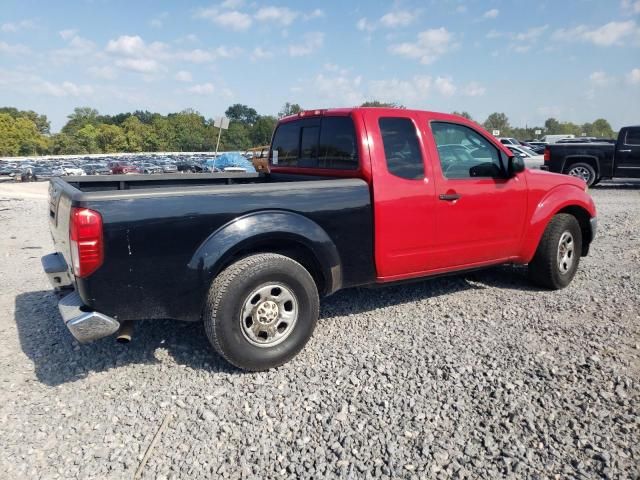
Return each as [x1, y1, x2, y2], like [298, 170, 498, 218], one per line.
[240, 283, 298, 347]
[568, 166, 591, 183]
[557, 231, 575, 274]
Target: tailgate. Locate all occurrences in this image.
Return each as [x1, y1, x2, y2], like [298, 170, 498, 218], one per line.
[48, 179, 75, 270]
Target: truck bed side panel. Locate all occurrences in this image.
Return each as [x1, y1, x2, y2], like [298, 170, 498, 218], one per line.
[72, 179, 374, 321]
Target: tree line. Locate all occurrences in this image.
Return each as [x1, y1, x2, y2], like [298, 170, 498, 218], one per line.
[0, 102, 616, 157]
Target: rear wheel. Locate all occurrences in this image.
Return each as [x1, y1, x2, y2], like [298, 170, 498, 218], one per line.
[528, 214, 582, 289]
[566, 162, 597, 187]
[203, 253, 319, 371]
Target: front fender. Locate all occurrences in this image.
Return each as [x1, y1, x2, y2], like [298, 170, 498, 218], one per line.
[520, 185, 596, 262]
[188, 210, 343, 294]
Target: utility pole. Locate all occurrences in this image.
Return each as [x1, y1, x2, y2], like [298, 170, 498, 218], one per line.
[212, 116, 230, 170]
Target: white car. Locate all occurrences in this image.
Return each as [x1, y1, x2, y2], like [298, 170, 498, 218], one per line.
[498, 137, 521, 146]
[506, 145, 544, 169]
[55, 164, 86, 176]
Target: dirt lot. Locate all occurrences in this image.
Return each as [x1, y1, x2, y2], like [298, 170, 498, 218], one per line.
[0, 180, 638, 479]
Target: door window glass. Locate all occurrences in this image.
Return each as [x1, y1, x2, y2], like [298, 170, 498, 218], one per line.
[431, 122, 504, 179]
[625, 128, 640, 146]
[378, 117, 424, 180]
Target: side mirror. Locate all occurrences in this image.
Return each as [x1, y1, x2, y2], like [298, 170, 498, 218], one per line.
[508, 155, 525, 176]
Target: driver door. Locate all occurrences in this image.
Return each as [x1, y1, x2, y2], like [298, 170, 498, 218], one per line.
[426, 120, 528, 269]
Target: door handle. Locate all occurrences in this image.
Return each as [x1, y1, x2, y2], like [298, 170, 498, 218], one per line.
[439, 193, 461, 201]
[618, 149, 632, 153]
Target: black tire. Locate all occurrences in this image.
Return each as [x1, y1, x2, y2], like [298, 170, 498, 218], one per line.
[203, 253, 319, 371]
[528, 213, 582, 290]
[565, 162, 597, 187]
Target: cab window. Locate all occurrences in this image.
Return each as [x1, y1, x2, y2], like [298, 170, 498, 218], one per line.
[431, 122, 504, 179]
[378, 117, 424, 180]
[270, 117, 358, 170]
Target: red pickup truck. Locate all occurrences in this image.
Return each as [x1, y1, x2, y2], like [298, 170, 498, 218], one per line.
[43, 108, 597, 370]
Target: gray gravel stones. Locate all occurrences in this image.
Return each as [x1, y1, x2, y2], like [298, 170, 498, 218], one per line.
[0, 181, 639, 479]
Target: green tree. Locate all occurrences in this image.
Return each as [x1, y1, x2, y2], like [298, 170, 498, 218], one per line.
[62, 107, 100, 134]
[221, 122, 251, 150]
[250, 116, 277, 146]
[483, 113, 511, 136]
[151, 116, 175, 151]
[452, 111, 474, 121]
[225, 104, 258, 125]
[278, 102, 302, 117]
[361, 100, 405, 108]
[122, 116, 145, 152]
[544, 118, 561, 134]
[96, 124, 127, 153]
[590, 118, 614, 138]
[169, 110, 206, 151]
[0, 113, 19, 156]
[51, 133, 84, 155]
[76, 124, 100, 153]
[0, 107, 50, 134]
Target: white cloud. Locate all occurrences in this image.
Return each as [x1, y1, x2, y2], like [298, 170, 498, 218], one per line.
[39, 81, 94, 97]
[356, 17, 376, 32]
[456, 5, 468, 14]
[150, 12, 168, 28]
[175, 70, 192, 82]
[369, 76, 432, 103]
[304, 9, 325, 20]
[434, 76, 456, 96]
[621, 0, 640, 14]
[88, 65, 117, 80]
[553, 20, 640, 46]
[221, 0, 244, 8]
[106, 35, 148, 55]
[627, 67, 640, 84]
[380, 11, 414, 28]
[250, 46, 273, 60]
[54, 31, 96, 62]
[462, 82, 486, 97]
[196, 8, 252, 31]
[311, 73, 364, 105]
[389, 28, 454, 64]
[187, 82, 215, 95]
[1, 19, 35, 33]
[589, 71, 614, 86]
[115, 58, 164, 74]
[483, 9, 500, 19]
[178, 48, 215, 63]
[515, 25, 549, 42]
[288, 32, 324, 56]
[255, 6, 298, 26]
[0, 41, 30, 55]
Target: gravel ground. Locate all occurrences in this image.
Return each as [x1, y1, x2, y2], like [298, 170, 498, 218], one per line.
[0, 180, 638, 479]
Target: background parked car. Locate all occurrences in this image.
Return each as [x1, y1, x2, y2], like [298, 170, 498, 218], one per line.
[505, 145, 544, 169]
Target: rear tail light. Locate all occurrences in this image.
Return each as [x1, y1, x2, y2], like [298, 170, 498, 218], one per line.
[543, 147, 550, 164]
[70, 207, 103, 278]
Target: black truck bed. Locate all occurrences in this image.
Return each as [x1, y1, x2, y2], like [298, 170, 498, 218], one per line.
[48, 172, 375, 323]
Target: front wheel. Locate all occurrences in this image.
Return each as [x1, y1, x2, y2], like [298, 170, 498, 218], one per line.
[528, 214, 582, 289]
[566, 162, 597, 187]
[203, 253, 319, 371]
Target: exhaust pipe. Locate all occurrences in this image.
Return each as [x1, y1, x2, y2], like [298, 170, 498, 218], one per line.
[116, 321, 134, 343]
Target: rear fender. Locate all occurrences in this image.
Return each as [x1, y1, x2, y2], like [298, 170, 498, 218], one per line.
[521, 185, 596, 262]
[188, 210, 342, 294]
[561, 155, 600, 175]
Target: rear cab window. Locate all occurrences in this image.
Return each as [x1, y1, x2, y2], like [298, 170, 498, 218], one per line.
[624, 127, 640, 146]
[271, 116, 359, 170]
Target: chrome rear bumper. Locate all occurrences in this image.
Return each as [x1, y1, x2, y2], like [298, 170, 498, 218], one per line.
[58, 291, 120, 343]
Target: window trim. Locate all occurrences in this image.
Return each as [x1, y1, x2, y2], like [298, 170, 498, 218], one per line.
[429, 120, 509, 181]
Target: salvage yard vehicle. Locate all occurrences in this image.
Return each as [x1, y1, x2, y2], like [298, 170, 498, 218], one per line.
[42, 108, 597, 371]
[543, 125, 640, 186]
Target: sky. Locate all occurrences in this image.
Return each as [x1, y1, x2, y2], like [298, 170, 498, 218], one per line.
[1, 0, 639, 132]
